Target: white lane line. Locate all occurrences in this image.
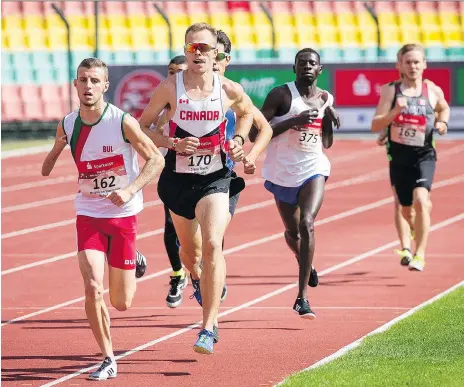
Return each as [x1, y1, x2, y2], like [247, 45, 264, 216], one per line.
[1, 168, 389, 271]
[274, 279, 464, 386]
[37, 212, 464, 386]
[1, 175, 76, 193]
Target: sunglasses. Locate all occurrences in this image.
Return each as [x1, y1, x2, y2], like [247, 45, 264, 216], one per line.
[216, 52, 230, 61]
[184, 43, 216, 53]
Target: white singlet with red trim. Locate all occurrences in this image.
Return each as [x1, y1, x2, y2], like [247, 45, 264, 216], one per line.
[63, 103, 143, 218]
[262, 82, 333, 187]
[168, 71, 227, 175]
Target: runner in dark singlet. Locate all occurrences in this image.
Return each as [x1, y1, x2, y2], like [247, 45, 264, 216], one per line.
[372, 44, 450, 271]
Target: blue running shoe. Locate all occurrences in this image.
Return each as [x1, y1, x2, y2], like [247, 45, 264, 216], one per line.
[213, 325, 219, 344]
[190, 275, 202, 306]
[193, 329, 214, 354]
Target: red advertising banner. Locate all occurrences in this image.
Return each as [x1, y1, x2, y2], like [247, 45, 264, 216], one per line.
[334, 68, 451, 107]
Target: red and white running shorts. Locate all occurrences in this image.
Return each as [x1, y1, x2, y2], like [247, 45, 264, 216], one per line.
[76, 215, 138, 270]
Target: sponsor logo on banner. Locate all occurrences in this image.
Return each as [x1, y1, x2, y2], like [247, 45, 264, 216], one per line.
[114, 70, 165, 119]
[335, 69, 451, 107]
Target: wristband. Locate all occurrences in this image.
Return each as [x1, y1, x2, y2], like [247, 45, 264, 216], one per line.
[436, 121, 448, 129]
[170, 137, 180, 150]
[232, 134, 245, 146]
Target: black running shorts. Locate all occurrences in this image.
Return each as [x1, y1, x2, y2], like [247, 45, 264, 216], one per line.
[158, 168, 245, 220]
[389, 159, 436, 206]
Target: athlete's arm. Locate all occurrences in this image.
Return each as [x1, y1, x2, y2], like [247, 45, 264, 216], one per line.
[143, 110, 170, 148]
[432, 84, 450, 136]
[371, 84, 404, 132]
[107, 115, 165, 207]
[139, 79, 172, 134]
[41, 121, 67, 176]
[247, 106, 273, 161]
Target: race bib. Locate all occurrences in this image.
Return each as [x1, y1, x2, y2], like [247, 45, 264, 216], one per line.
[390, 114, 426, 147]
[77, 154, 128, 197]
[176, 134, 223, 175]
[289, 119, 322, 153]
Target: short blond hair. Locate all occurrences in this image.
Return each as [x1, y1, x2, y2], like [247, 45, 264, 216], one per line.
[397, 44, 425, 60]
[185, 22, 217, 43]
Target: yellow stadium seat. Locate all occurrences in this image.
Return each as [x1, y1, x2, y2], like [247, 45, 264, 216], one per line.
[2, 16, 22, 30]
[418, 12, 439, 27]
[152, 28, 169, 50]
[70, 28, 92, 50]
[232, 25, 255, 49]
[94, 29, 111, 50]
[442, 27, 462, 46]
[294, 24, 318, 47]
[106, 15, 128, 29]
[397, 12, 418, 28]
[172, 27, 188, 51]
[336, 12, 357, 27]
[317, 25, 339, 47]
[275, 26, 296, 48]
[254, 23, 273, 48]
[68, 15, 88, 30]
[129, 27, 152, 49]
[169, 13, 190, 27]
[127, 14, 147, 29]
[109, 28, 131, 50]
[294, 12, 315, 28]
[380, 26, 401, 47]
[439, 12, 460, 28]
[23, 15, 44, 30]
[378, 12, 397, 28]
[273, 13, 293, 29]
[210, 13, 231, 30]
[401, 26, 423, 44]
[6, 28, 27, 50]
[356, 11, 377, 30]
[189, 12, 210, 25]
[314, 12, 336, 29]
[358, 27, 378, 48]
[147, 13, 166, 29]
[47, 30, 67, 50]
[338, 26, 359, 47]
[25, 28, 48, 50]
[422, 28, 443, 46]
[231, 11, 252, 28]
[45, 14, 65, 31]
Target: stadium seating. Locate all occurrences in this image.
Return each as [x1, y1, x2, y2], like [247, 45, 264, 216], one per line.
[1, 0, 463, 122]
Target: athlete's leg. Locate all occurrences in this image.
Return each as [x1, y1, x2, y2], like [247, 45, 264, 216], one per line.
[195, 192, 230, 333]
[106, 217, 138, 311]
[169, 212, 202, 280]
[78, 249, 113, 359]
[275, 200, 300, 260]
[412, 187, 432, 258]
[164, 204, 183, 272]
[395, 201, 411, 250]
[296, 176, 325, 299]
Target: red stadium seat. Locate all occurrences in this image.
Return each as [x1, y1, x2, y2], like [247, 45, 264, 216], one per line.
[1, 1, 21, 15]
[39, 85, 61, 103]
[23, 101, 45, 121]
[2, 85, 21, 103]
[19, 85, 40, 103]
[22, 1, 44, 15]
[2, 101, 23, 122]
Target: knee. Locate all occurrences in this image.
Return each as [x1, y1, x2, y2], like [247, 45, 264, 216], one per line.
[284, 229, 299, 242]
[413, 196, 429, 212]
[110, 295, 132, 312]
[179, 246, 201, 264]
[84, 281, 104, 304]
[299, 215, 315, 236]
[202, 238, 222, 258]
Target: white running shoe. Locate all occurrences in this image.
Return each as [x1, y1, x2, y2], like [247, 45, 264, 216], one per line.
[409, 255, 425, 271]
[88, 357, 117, 380]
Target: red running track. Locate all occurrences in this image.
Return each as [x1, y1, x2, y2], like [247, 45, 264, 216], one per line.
[1, 140, 463, 386]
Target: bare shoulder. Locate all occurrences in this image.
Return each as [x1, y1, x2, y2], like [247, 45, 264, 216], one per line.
[220, 76, 244, 99]
[379, 83, 395, 99]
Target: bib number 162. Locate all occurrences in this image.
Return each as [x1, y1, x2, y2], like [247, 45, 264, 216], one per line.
[188, 155, 212, 167]
[92, 176, 116, 190]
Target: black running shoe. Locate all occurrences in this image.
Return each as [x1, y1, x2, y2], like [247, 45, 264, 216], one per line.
[308, 266, 319, 287]
[135, 250, 147, 279]
[166, 275, 188, 308]
[293, 298, 316, 320]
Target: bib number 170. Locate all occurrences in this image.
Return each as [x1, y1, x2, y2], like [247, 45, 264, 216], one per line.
[188, 155, 212, 167]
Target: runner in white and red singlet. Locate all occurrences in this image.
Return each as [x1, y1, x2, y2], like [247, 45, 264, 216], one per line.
[372, 44, 450, 272]
[41, 58, 165, 380]
[139, 23, 270, 355]
[250, 48, 340, 319]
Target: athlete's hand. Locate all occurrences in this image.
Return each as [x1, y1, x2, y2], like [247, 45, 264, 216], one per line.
[243, 156, 256, 174]
[176, 137, 199, 155]
[394, 96, 408, 113]
[324, 106, 341, 129]
[436, 121, 447, 136]
[107, 189, 133, 207]
[292, 109, 319, 128]
[229, 139, 244, 162]
[54, 135, 67, 148]
[376, 131, 388, 146]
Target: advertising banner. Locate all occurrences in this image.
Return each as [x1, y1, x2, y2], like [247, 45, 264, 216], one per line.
[334, 68, 451, 107]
